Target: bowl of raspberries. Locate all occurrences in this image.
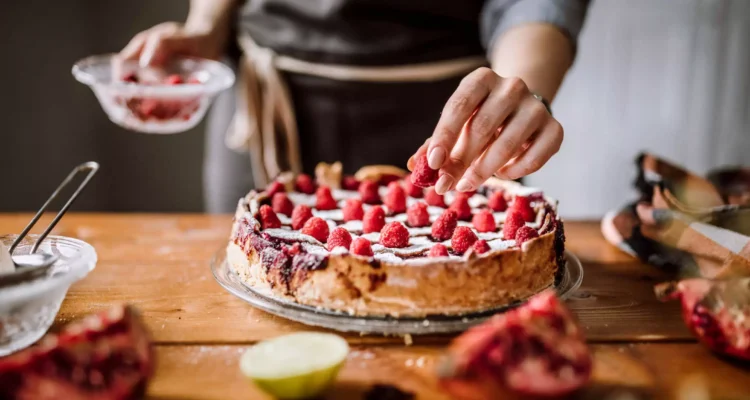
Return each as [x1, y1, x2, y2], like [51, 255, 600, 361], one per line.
[72, 54, 235, 134]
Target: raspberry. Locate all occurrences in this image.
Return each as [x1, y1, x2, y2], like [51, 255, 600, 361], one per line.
[502, 211, 526, 240]
[301, 217, 330, 243]
[512, 195, 536, 222]
[424, 187, 446, 207]
[473, 239, 490, 254]
[259, 205, 281, 229]
[403, 175, 424, 198]
[406, 202, 430, 227]
[122, 72, 139, 83]
[283, 243, 303, 256]
[472, 209, 496, 233]
[358, 179, 381, 204]
[327, 227, 353, 251]
[431, 209, 458, 241]
[384, 181, 407, 213]
[272, 193, 294, 216]
[515, 226, 539, 246]
[451, 226, 478, 255]
[429, 243, 449, 257]
[291, 204, 313, 230]
[380, 222, 409, 248]
[411, 154, 439, 188]
[488, 190, 508, 212]
[164, 74, 184, 85]
[266, 181, 285, 198]
[379, 174, 402, 186]
[363, 206, 386, 233]
[316, 186, 337, 210]
[295, 174, 316, 194]
[342, 198, 364, 222]
[342, 175, 360, 191]
[350, 237, 374, 257]
[449, 192, 472, 221]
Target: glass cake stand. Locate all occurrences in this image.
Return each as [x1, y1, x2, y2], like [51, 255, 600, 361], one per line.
[210, 248, 583, 335]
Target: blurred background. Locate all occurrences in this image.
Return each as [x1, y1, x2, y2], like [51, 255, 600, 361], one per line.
[1, 0, 748, 218]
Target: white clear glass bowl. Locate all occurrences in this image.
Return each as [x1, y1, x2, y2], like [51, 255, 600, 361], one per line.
[0, 234, 97, 356]
[72, 53, 235, 134]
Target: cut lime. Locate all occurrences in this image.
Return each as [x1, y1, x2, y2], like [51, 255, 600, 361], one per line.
[240, 332, 350, 399]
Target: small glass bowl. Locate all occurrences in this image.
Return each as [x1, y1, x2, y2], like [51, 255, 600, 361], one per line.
[72, 54, 235, 134]
[0, 234, 97, 356]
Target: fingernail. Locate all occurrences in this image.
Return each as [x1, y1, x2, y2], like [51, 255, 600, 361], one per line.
[435, 174, 454, 195]
[456, 179, 474, 192]
[428, 147, 446, 170]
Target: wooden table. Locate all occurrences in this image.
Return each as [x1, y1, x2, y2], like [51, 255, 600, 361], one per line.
[1, 214, 748, 399]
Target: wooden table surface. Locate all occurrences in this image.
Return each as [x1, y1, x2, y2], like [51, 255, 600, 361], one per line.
[1, 213, 748, 399]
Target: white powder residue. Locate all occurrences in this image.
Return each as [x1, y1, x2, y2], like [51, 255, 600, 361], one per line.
[374, 253, 403, 263]
[488, 239, 515, 250]
[287, 192, 315, 206]
[477, 232, 503, 241]
[264, 228, 321, 245]
[361, 232, 380, 242]
[468, 194, 488, 208]
[339, 220, 363, 233]
[406, 227, 432, 236]
[313, 209, 344, 221]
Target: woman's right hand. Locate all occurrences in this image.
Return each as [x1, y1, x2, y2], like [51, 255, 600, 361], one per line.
[117, 22, 227, 67]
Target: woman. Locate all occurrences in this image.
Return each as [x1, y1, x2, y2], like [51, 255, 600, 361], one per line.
[118, 0, 590, 213]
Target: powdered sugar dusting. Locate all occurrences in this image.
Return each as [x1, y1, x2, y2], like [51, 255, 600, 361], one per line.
[406, 227, 432, 236]
[314, 209, 344, 221]
[375, 252, 403, 263]
[287, 192, 315, 207]
[265, 228, 321, 245]
[488, 239, 515, 250]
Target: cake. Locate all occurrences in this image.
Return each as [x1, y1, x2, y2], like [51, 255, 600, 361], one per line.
[226, 161, 565, 318]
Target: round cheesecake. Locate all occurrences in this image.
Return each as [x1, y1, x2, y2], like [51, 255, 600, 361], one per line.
[226, 162, 566, 318]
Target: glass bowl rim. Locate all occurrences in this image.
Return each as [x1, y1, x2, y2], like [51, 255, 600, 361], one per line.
[0, 234, 97, 304]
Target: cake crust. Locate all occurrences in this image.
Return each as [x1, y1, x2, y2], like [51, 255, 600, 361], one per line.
[226, 164, 565, 318]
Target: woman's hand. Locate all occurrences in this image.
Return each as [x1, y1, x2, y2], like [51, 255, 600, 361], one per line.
[117, 21, 227, 67]
[408, 67, 563, 195]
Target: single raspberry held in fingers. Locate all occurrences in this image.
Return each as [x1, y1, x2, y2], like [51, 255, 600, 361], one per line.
[449, 192, 472, 221]
[472, 209, 496, 233]
[359, 179, 381, 204]
[403, 175, 424, 198]
[315, 186, 337, 210]
[259, 205, 282, 229]
[512, 195, 536, 222]
[327, 227, 353, 251]
[272, 193, 294, 216]
[363, 206, 386, 233]
[431, 209, 458, 241]
[473, 239, 490, 254]
[342, 175, 360, 191]
[380, 222, 409, 248]
[451, 226, 478, 255]
[515, 226, 539, 245]
[424, 187, 447, 207]
[502, 211, 525, 240]
[350, 237, 374, 257]
[122, 72, 139, 83]
[429, 243, 449, 257]
[406, 202, 430, 227]
[301, 217, 330, 243]
[266, 181, 286, 198]
[291, 204, 313, 230]
[384, 181, 407, 213]
[343, 198, 365, 222]
[488, 190, 508, 211]
[411, 154, 439, 187]
[295, 174, 316, 194]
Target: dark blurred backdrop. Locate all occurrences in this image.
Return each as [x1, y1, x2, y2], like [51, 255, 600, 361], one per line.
[0, 1, 207, 213]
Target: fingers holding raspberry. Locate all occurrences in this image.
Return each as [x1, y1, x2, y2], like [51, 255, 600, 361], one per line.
[412, 67, 563, 194]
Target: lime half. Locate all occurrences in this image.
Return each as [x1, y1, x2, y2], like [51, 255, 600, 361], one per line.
[240, 332, 350, 399]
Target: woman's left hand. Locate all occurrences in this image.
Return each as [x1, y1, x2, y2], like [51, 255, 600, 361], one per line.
[407, 67, 563, 195]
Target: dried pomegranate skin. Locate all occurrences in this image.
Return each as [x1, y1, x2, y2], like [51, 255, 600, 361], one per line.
[0, 305, 154, 400]
[437, 290, 592, 399]
[655, 278, 750, 361]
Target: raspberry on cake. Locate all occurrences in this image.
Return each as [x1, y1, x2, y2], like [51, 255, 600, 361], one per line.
[301, 217, 330, 243]
[358, 179, 381, 204]
[432, 209, 459, 241]
[403, 175, 424, 198]
[363, 206, 386, 233]
[380, 222, 409, 248]
[512, 195, 536, 222]
[291, 204, 313, 230]
[342, 175, 360, 191]
[226, 163, 564, 318]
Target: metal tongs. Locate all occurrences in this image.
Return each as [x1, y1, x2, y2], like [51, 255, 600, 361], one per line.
[0, 162, 99, 287]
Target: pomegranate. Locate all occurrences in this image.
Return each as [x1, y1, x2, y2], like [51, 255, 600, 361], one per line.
[655, 278, 750, 361]
[0, 305, 155, 400]
[437, 290, 592, 399]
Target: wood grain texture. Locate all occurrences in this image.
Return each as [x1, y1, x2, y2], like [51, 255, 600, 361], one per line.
[0, 214, 691, 343]
[147, 344, 750, 400]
